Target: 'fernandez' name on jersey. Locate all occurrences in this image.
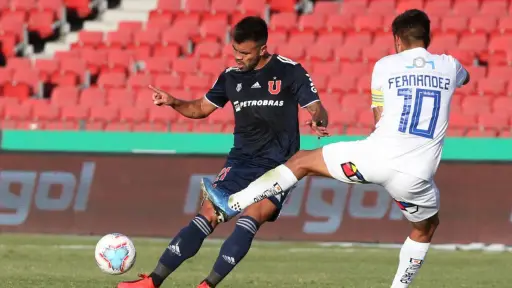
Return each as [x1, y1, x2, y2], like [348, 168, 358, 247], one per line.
[205, 54, 320, 168]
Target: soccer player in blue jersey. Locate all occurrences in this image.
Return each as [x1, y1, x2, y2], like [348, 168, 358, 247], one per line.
[117, 16, 328, 288]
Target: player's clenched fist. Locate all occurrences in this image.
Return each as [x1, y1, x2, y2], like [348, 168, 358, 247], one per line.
[149, 85, 174, 106]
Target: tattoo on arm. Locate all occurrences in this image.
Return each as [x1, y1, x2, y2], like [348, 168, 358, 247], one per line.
[306, 101, 329, 127]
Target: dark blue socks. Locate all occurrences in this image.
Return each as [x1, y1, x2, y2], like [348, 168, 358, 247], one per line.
[151, 214, 213, 287]
[205, 216, 260, 287]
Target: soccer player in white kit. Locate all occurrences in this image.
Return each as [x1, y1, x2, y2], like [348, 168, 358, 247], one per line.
[202, 9, 470, 287]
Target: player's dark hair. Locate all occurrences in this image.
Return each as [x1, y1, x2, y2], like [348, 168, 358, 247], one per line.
[392, 9, 431, 48]
[233, 16, 268, 46]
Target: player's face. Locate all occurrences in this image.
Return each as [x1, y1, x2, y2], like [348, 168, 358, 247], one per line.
[232, 40, 266, 71]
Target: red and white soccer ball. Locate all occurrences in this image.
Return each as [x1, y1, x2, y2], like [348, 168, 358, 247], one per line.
[95, 233, 137, 275]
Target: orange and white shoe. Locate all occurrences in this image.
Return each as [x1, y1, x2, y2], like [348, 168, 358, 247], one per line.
[197, 281, 212, 288]
[117, 274, 156, 288]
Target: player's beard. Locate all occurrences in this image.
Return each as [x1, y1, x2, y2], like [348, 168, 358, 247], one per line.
[243, 56, 261, 72]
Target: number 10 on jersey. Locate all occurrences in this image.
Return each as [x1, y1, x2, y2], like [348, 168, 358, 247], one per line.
[397, 88, 441, 139]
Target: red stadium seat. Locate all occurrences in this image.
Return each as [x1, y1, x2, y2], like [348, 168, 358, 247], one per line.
[238, 0, 267, 16]
[44, 121, 79, 131]
[341, 63, 370, 77]
[154, 74, 183, 91]
[103, 49, 133, 74]
[493, 97, 512, 115]
[39, 0, 63, 17]
[466, 128, 498, 137]
[79, 87, 107, 108]
[449, 50, 475, 66]
[451, 0, 479, 17]
[53, 58, 86, 85]
[276, 44, 305, 61]
[149, 106, 178, 124]
[105, 31, 132, 49]
[478, 113, 510, 131]
[153, 45, 181, 60]
[194, 41, 222, 59]
[61, 106, 89, 122]
[117, 21, 142, 36]
[499, 130, 512, 138]
[328, 75, 356, 94]
[469, 16, 497, 34]
[183, 74, 211, 92]
[317, 32, 344, 47]
[133, 122, 168, 132]
[76, 31, 104, 48]
[51, 86, 79, 107]
[120, 106, 148, 123]
[340, 0, 368, 16]
[143, 57, 172, 75]
[107, 88, 135, 108]
[488, 66, 512, 81]
[498, 17, 512, 34]
[465, 66, 487, 82]
[334, 46, 361, 62]
[341, 93, 371, 113]
[288, 31, 316, 48]
[343, 32, 373, 50]
[28, 11, 55, 39]
[449, 112, 477, 130]
[307, 44, 333, 62]
[441, 16, 468, 34]
[324, 14, 354, 33]
[104, 122, 132, 131]
[199, 58, 225, 76]
[298, 14, 325, 33]
[80, 48, 108, 75]
[458, 33, 488, 53]
[211, 0, 237, 15]
[89, 106, 119, 123]
[199, 17, 228, 42]
[312, 62, 339, 76]
[462, 96, 491, 116]
[127, 74, 153, 92]
[429, 33, 458, 53]
[6, 57, 32, 73]
[345, 127, 372, 136]
[313, 1, 340, 15]
[184, 0, 210, 14]
[4, 70, 40, 100]
[33, 104, 60, 121]
[97, 72, 126, 89]
[480, 0, 508, 16]
[132, 29, 160, 49]
[396, 0, 424, 14]
[4, 104, 32, 121]
[355, 15, 383, 33]
[173, 57, 199, 75]
[35, 59, 58, 82]
[270, 12, 297, 32]
[477, 79, 506, 96]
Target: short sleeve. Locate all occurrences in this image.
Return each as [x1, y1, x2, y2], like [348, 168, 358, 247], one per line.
[291, 65, 320, 108]
[371, 60, 385, 108]
[204, 72, 228, 108]
[453, 58, 468, 88]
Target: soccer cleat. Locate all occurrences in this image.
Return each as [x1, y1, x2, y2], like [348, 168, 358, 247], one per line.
[200, 178, 238, 223]
[117, 274, 156, 288]
[197, 281, 212, 288]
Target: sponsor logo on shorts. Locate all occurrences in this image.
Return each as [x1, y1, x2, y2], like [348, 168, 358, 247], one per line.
[253, 182, 283, 203]
[394, 200, 419, 214]
[400, 258, 424, 284]
[340, 162, 368, 183]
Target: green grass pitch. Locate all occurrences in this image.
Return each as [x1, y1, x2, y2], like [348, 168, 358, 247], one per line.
[0, 234, 511, 288]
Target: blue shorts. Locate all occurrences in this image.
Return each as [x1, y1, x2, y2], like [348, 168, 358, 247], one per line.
[212, 160, 291, 222]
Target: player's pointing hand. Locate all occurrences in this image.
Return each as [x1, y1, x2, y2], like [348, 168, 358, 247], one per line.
[149, 85, 174, 106]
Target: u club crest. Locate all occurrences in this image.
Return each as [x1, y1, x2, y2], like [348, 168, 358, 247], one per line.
[268, 78, 282, 95]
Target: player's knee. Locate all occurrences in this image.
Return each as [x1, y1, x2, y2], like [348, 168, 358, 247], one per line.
[410, 213, 439, 242]
[199, 200, 220, 228]
[241, 200, 277, 224]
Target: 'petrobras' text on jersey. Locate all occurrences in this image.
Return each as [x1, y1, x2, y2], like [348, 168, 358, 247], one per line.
[388, 74, 451, 91]
[204, 54, 320, 168]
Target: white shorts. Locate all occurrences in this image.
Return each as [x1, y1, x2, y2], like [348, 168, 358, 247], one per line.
[322, 140, 440, 223]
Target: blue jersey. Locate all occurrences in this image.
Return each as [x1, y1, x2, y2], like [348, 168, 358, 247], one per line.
[205, 54, 320, 168]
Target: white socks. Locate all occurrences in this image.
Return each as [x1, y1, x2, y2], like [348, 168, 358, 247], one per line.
[391, 237, 430, 287]
[228, 164, 298, 211]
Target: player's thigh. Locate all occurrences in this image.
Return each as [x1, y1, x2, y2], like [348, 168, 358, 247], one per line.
[385, 171, 440, 223]
[322, 140, 384, 184]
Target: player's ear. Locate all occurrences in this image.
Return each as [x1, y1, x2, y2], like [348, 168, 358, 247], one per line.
[259, 44, 267, 56]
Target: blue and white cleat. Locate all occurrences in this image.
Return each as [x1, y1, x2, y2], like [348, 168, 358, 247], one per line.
[200, 178, 239, 223]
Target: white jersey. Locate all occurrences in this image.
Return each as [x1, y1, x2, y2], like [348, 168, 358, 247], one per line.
[367, 47, 467, 180]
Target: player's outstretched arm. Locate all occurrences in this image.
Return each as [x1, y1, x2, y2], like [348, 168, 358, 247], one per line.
[149, 85, 217, 119]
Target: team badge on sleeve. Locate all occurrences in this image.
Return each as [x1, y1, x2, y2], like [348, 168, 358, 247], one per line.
[341, 162, 368, 183]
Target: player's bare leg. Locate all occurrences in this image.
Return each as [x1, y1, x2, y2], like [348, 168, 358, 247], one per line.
[203, 149, 330, 221]
[118, 198, 220, 288]
[391, 213, 439, 287]
[200, 199, 280, 287]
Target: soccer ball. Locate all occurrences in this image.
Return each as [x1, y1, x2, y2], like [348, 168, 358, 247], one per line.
[95, 233, 136, 275]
